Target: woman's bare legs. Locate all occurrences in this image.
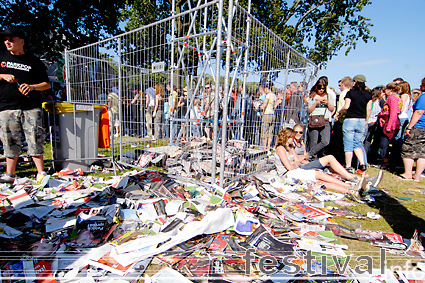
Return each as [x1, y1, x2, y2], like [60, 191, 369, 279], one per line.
[401, 158, 415, 179]
[354, 148, 366, 166]
[413, 158, 425, 181]
[315, 170, 350, 193]
[319, 155, 356, 180]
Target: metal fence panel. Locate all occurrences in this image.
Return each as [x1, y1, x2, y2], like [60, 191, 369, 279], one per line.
[65, 0, 318, 186]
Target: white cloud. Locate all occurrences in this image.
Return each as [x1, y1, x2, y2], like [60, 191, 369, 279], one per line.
[346, 59, 392, 67]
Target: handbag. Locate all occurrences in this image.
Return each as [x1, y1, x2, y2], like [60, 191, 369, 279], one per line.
[308, 108, 327, 128]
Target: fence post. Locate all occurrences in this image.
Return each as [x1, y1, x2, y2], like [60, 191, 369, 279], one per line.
[211, 0, 225, 184]
[219, 0, 235, 187]
[168, 0, 177, 144]
[118, 37, 123, 161]
[240, 0, 252, 146]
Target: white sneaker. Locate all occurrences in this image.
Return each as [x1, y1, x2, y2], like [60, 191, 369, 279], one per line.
[36, 171, 47, 184]
[0, 173, 15, 183]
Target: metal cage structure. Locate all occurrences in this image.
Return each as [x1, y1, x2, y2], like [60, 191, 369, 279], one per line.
[64, 0, 319, 186]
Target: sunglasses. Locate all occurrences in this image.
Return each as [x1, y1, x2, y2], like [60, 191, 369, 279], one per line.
[295, 131, 303, 134]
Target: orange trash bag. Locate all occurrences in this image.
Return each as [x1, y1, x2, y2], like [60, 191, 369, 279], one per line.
[98, 106, 110, 148]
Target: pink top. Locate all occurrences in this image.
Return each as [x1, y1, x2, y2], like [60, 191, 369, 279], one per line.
[378, 94, 402, 138]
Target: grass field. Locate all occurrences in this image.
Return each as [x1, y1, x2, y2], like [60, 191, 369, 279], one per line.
[330, 166, 425, 269]
[10, 141, 425, 270]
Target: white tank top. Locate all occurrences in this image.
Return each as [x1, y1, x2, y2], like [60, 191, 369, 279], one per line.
[399, 96, 410, 119]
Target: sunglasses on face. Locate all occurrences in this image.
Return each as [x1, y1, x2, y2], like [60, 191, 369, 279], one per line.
[295, 131, 303, 134]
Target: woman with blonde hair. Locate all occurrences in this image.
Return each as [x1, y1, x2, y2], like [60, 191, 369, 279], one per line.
[396, 81, 412, 141]
[273, 128, 365, 198]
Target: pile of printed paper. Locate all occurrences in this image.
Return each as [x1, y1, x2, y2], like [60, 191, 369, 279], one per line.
[0, 166, 423, 282]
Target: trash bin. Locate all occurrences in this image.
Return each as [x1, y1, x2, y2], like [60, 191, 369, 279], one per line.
[43, 102, 104, 171]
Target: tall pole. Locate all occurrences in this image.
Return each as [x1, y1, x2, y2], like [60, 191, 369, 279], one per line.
[64, 49, 71, 101]
[219, 0, 235, 186]
[169, 0, 176, 144]
[280, 49, 291, 130]
[240, 0, 252, 141]
[211, 0, 224, 184]
[118, 37, 123, 161]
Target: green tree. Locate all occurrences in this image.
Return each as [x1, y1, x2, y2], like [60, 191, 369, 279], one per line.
[245, 0, 375, 66]
[122, 0, 375, 66]
[0, 0, 126, 61]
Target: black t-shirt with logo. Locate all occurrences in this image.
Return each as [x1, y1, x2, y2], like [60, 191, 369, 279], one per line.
[0, 51, 49, 111]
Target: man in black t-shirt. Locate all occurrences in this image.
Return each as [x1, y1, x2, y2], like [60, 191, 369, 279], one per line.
[0, 27, 50, 183]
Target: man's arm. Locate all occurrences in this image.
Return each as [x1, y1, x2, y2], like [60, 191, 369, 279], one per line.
[19, 81, 50, 95]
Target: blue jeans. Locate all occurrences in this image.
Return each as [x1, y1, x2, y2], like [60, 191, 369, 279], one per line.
[343, 118, 367, 153]
[192, 125, 200, 137]
[164, 118, 170, 139]
[395, 117, 408, 141]
[170, 120, 179, 142]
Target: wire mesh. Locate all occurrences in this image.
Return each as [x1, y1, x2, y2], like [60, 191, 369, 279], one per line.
[65, 0, 318, 186]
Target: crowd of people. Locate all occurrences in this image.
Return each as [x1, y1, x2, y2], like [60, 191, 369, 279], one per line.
[270, 74, 425, 200]
[104, 80, 309, 146]
[102, 73, 423, 198]
[281, 75, 425, 183]
[103, 74, 425, 182]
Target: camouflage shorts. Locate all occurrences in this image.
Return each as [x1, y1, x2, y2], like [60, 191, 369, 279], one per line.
[0, 108, 45, 157]
[401, 127, 425, 159]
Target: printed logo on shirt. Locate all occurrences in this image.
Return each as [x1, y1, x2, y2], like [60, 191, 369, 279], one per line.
[1, 61, 32, 72]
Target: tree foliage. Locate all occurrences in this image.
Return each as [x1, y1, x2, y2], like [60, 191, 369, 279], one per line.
[122, 0, 375, 67]
[0, 0, 126, 61]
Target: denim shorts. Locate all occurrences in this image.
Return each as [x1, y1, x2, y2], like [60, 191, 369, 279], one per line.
[342, 118, 367, 152]
[300, 158, 325, 170]
[0, 108, 45, 157]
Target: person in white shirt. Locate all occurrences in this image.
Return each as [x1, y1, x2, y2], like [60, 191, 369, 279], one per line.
[329, 76, 353, 164]
[259, 83, 276, 148]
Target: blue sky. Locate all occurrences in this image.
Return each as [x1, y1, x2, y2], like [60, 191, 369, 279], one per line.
[323, 0, 425, 91]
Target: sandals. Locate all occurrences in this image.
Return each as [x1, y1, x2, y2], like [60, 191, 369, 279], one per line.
[395, 174, 413, 181]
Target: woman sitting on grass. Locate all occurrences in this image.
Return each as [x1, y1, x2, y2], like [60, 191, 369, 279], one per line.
[291, 123, 383, 189]
[292, 124, 358, 180]
[273, 127, 364, 198]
